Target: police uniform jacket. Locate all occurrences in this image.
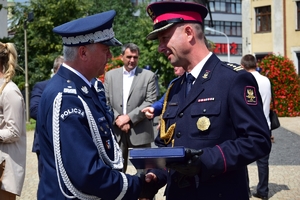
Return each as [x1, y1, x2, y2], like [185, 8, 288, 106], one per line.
[30, 79, 49, 153]
[151, 54, 272, 200]
[36, 66, 141, 200]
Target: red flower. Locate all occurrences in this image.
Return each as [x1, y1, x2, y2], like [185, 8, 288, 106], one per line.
[259, 54, 300, 117]
[98, 56, 123, 83]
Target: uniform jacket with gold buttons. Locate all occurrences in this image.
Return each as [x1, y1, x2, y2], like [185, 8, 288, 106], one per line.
[151, 54, 271, 200]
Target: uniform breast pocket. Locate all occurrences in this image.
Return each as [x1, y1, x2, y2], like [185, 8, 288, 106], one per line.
[190, 101, 221, 139]
[97, 117, 112, 137]
[191, 101, 221, 117]
[162, 102, 179, 119]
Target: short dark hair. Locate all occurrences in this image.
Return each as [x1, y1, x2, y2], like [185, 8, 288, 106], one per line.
[241, 54, 257, 70]
[121, 43, 140, 55]
[53, 55, 64, 73]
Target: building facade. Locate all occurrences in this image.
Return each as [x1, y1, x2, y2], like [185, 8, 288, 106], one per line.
[204, 0, 243, 64]
[242, 0, 300, 74]
[0, 0, 8, 38]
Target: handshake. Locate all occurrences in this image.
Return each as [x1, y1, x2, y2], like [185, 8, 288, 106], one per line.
[138, 148, 203, 199]
[167, 148, 203, 176]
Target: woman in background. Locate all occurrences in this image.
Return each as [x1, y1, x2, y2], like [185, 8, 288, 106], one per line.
[0, 42, 26, 200]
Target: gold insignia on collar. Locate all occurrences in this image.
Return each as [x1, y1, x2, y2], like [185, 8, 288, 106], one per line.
[197, 116, 210, 131]
[81, 86, 88, 94]
[202, 70, 210, 79]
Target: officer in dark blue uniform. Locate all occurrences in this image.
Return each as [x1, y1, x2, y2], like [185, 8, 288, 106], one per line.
[91, 78, 114, 125]
[142, 2, 272, 200]
[36, 10, 157, 200]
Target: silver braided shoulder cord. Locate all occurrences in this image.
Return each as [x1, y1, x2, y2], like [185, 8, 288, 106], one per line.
[52, 92, 127, 200]
[77, 95, 123, 169]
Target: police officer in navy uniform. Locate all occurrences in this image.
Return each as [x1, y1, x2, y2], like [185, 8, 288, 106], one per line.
[142, 2, 272, 200]
[36, 10, 157, 200]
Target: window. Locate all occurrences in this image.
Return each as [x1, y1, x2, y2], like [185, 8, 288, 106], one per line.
[205, 21, 242, 36]
[255, 6, 271, 32]
[297, 1, 300, 30]
[209, 0, 241, 14]
[296, 52, 300, 75]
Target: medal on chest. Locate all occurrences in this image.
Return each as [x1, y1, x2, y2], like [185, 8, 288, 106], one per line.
[197, 116, 210, 131]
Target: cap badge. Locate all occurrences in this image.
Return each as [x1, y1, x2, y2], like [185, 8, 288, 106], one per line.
[81, 86, 89, 94]
[147, 8, 155, 20]
[197, 116, 210, 131]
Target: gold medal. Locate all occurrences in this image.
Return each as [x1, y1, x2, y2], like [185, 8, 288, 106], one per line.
[197, 116, 210, 131]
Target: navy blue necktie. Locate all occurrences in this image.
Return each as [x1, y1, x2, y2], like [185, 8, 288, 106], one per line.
[186, 73, 195, 96]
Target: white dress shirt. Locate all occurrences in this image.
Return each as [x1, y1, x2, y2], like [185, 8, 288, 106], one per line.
[122, 67, 136, 114]
[251, 71, 271, 129]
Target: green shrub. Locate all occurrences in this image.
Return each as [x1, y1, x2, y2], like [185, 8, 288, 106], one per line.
[26, 119, 36, 131]
[258, 54, 300, 117]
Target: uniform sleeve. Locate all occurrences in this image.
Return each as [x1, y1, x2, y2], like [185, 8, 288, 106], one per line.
[127, 72, 157, 125]
[0, 88, 25, 143]
[30, 82, 44, 120]
[199, 72, 271, 181]
[152, 94, 165, 117]
[53, 93, 142, 199]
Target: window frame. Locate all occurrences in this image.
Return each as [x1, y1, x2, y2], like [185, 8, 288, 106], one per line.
[255, 6, 272, 33]
[209, 0, 241, 14]
[297, 1, 300, 30]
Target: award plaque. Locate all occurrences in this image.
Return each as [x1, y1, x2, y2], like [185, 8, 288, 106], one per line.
[129, 146, 186, 169]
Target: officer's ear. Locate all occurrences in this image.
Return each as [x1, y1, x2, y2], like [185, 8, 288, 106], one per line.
[78, 46, 88, 61]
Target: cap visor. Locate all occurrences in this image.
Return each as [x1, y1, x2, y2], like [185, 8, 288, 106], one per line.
[147, 23, 175, 40]
[101, 37, 123, 46]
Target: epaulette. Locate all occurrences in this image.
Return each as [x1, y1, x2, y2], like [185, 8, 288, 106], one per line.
[62, 79, 77, 94]
[223, 62, 244, 72]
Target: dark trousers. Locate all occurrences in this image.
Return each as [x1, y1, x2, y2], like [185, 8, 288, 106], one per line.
[36, 152, 43, 178]
[256, 154, 270, 196]
[119, 132, 151, 173]
[246, 154, 270, 197]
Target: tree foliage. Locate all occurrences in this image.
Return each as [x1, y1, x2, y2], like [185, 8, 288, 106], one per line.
[3, 0, 175, 97]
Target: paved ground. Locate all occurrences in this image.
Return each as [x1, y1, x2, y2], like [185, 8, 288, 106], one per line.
[17, 117, 300, 199]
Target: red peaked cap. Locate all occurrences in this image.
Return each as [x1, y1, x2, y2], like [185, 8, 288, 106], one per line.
[146, 1, 208, 40]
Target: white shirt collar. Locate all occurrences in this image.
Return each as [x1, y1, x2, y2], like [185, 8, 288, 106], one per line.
[62, 63, 91, 87]
[188, 52, 212, 79]
[123, 66, 137, 76]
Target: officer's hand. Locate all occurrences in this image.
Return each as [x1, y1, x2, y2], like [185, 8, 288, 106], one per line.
[141, 107, 155, 119]
[166, 148, 203, 176]
[138, 173, 159, 200]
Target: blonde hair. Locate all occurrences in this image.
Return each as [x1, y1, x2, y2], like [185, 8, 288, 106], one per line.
[0, 42, 18, 94]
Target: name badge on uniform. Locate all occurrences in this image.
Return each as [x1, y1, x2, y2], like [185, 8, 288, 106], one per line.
[197, 116, 210, 131]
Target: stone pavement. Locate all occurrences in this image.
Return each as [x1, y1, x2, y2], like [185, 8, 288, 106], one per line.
[17, 117, 300, 200]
